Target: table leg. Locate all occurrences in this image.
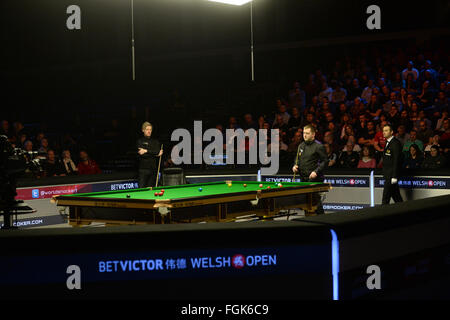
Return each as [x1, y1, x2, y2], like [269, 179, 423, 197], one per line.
[69, 207, 88, 227]
[217, 203, 227, 221]
[154, 212, 162, 224]
[262, 198, 275, 216]
[304, 193, 318, 216]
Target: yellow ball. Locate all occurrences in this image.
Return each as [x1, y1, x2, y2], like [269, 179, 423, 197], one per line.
[228, 183, 232, 187]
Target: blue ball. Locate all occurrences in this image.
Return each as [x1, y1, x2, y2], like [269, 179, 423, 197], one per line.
[198, 188, 203, 192]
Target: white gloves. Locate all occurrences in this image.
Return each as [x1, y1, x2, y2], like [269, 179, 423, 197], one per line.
[391, 178, 398, 184]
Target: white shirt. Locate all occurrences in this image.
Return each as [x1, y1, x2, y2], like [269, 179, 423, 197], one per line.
[402, 68, 419, 81]
[385, 136, 394, 149]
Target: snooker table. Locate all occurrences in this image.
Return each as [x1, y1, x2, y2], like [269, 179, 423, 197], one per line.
[52, 181, 331, 226]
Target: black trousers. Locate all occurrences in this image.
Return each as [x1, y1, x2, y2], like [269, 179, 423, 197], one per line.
[300, 175, 325, 214]
[138, 168, 157, 188]
[382, 178, 403, 204]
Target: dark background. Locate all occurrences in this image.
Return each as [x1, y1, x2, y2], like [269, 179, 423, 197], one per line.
[1, 0, 448, 165]
[2, 0, 448, 108]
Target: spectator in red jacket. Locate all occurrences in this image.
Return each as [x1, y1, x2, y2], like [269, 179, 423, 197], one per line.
[77, 150, 101, 175]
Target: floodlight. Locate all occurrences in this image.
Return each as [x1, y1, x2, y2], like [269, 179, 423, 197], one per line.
[207, 0, 253, 6]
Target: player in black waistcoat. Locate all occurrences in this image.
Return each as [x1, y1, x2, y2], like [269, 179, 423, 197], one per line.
[381, 123, 404, 204]
[292, 124, 328, 214]
[137, 122, 163, 188]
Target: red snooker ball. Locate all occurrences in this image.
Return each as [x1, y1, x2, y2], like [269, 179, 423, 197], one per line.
[154, 192, 158, 196]
[259, 184, 263, 188]
[267, 186, 271, 189]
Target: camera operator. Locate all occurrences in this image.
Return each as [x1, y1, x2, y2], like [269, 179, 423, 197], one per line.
[1, 135, 44, 228]
[1, 135, 40, 197]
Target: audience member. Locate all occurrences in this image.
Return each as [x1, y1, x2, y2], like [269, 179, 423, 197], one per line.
[287, 131, 302, 153]
[274, 104, 290, 125]
[373, 121, 388, 154]
[424, 135, 440, 153]
[287, 107, 303, 134]
[23, 140, 33, 152]
[367, 94, 383, 120]
[402, 61, 419, 81]
[38, 138, 50, 156]
[361, 79, 376, 103]
[272, 114, 289, 131]
[398, 110, 412, 132]
[61, 149, 78, 176]
[395, 125, 410, 146]
[438, 118, 450, 151]
[318, 82, 333, 102]
[242, 113, 258, 131]
[405, 73, 418, 94]
[422, 145, 446, 169]
[403, 144, 424, 169]
[227, 116, 240, 130]
[4, 40, 448, 174]
[288, 82, 306, 111]
[435, 111, 449, 132]
[347, 78, 362, 101]
[357, 120, 376, 147]
[331, 81, 347, 104]
[357, 145, 377, 168]
[338, 140, 359, 168]
[42, 150, 65, 177]
[403, 130, 424, 153]
[324, 143, 337, 168]
[77, 150, 101, 175]
[416, 120, 434, 145]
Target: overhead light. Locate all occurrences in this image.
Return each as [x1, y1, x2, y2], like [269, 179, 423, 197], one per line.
[207, 0, 253, 6]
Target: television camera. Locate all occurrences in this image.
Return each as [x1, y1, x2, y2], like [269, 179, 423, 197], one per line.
[1, 135, 42, 229]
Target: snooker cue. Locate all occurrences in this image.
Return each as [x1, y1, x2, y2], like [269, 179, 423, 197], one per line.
[155, 144, 163, 187]
[292, 143, 301, 182]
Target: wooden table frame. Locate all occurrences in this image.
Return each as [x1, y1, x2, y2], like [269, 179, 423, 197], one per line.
[53, 182, 331, 226]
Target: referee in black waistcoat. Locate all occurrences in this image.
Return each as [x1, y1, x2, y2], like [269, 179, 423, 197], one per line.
[381, 123, 403, 204]
[292, 124, 328, 214]
[137, 122, 163, 188]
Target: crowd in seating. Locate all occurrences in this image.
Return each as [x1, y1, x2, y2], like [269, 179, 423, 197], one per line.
[211, 45, 449, 170]
[0, 119, 101, 178]
[1, 41, 449, 178]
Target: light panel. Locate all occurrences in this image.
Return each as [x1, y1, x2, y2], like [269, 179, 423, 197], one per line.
[207, 0, 253, 6]
[330, 229, 340, 300]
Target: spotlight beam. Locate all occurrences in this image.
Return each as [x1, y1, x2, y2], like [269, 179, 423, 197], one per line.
[207, 0, 253, 6]
[208, 0, 255, 81]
